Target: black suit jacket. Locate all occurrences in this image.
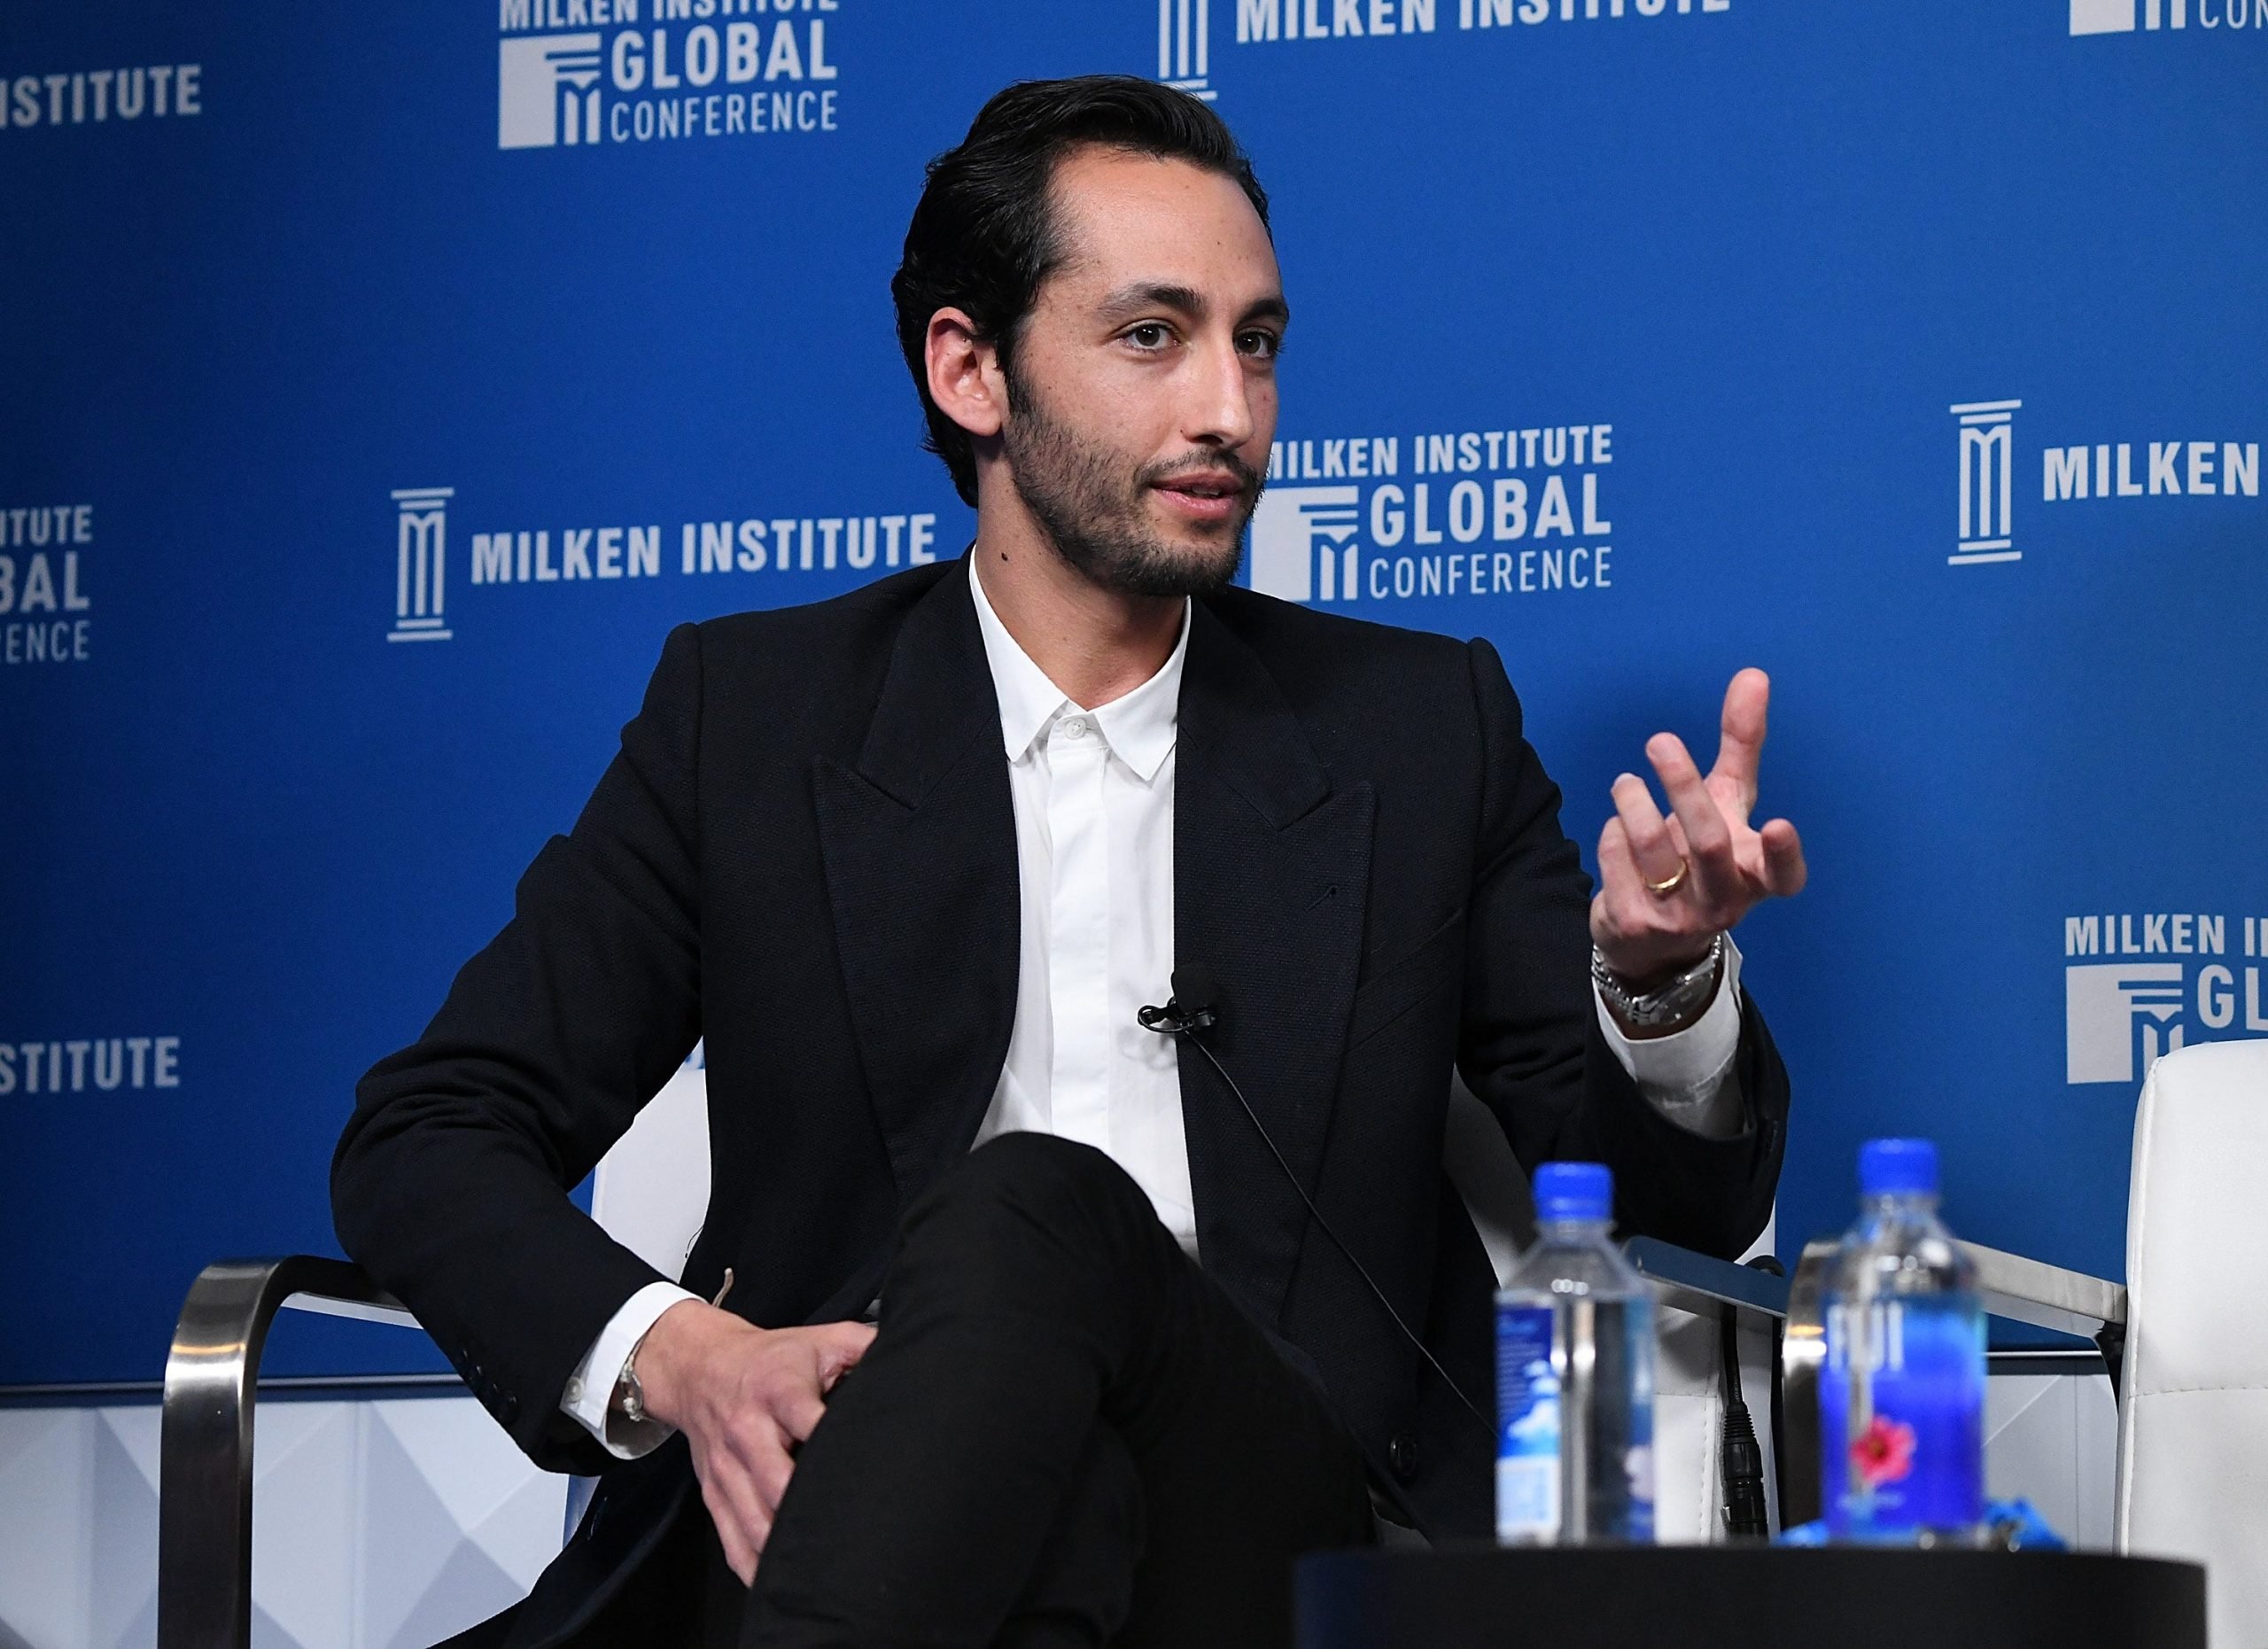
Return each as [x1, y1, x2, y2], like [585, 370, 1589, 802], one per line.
[333, 554, 1788, 1629]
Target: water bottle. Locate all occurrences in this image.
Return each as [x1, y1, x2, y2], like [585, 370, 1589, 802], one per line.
[1819, 1138, 1986, 1543]
[1495, 1161, 1656, 1544]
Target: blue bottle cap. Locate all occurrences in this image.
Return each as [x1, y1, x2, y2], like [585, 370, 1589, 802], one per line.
[1534, 1161, 1613, 1222]
[1859, 1137, 1939, 1197]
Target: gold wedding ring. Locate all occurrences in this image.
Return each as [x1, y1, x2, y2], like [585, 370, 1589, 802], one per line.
[1644, 860, 1689, 898]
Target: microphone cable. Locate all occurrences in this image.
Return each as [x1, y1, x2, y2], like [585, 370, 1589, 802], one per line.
[1139, 969, 1494, 1440]
[1717, 1294, 1771, 1539]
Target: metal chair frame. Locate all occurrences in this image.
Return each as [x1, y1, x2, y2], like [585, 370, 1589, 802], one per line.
[159, 1257, 415, 1649]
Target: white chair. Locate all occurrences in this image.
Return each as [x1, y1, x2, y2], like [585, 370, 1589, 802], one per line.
[587, 1052, 711, 1286]
[2118, 1038, 2268, 1647]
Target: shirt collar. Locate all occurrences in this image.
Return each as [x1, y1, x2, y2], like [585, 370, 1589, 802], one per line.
[967, 557, 1187, 783]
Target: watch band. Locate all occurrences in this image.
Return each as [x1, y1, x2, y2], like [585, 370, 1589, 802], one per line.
[1591, 931, 1725, 1031]
[614, 1351, 649, 1425]
[612, 1267, 735, 1426]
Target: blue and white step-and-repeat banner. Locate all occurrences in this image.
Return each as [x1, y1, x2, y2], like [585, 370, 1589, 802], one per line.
[2, 2, 2262, 1385]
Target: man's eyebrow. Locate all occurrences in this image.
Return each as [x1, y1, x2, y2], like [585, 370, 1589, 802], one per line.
[1094, 282, 1291, 328]
[1096, 281, 1207, 321]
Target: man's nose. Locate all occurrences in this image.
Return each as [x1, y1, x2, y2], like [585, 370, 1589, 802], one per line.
[1183, 332, 1258, 451]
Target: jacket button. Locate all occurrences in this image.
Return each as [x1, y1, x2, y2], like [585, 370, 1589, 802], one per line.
[499, 1393, 520, 1424]
[1388, 1433, 1419, 1482]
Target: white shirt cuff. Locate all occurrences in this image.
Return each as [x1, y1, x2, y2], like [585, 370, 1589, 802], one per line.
[1594, 934, 1746, 1140]
[559, 1280, 700, 1459]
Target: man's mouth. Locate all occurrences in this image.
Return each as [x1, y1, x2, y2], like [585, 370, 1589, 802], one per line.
[1152, 473, 1250, 517]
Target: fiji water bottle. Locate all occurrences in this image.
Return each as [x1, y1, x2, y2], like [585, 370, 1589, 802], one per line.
[1819, 1138, 1986, 1543]
[1495, 1162, 1656, 1544]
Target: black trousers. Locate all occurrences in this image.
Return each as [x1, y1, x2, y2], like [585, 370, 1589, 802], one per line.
[699, 1131, 1378, 1647]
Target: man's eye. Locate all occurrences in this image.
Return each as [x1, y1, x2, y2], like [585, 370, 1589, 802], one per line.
[1126, 323, 1173, 349]
[1239, 331, 1283, 361]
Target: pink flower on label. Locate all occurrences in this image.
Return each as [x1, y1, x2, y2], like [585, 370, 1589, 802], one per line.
[1851, 1415, 1917, 1489]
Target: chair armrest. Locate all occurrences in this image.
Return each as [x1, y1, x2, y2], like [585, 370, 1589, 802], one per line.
[1960, 1241, 2128, 1342]
[1778, 1238, 2127, 1528]
[1623, 1237, 1789, 1325]
[159, 1256, 416, 1649]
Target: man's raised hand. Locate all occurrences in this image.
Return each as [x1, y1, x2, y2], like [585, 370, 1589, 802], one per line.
[1590, 666, 1807, 988]
[632, 1301, 875, 1585]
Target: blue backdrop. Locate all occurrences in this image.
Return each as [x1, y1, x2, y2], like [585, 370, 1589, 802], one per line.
[3, 0, 2263, 1386]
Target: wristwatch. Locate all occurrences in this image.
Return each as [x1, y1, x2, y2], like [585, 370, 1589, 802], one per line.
[1591, 931, 1725, 1032]
[612, 1337, 652, 1425]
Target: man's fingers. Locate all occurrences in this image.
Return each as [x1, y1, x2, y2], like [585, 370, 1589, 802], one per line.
[1759, 818, 1808, 897]
[777, 1381, 829, 1445]
[741, 1420, 797, 1515]
[699, 1452, 767, 1584]
[1609, 771, 1684, 887]
[724, 1427, 781, 1523]
[704, 1481, 757, 1585]
[815, 1321, 877, 1386]
[1711, 668, 1770, 807]
[1645, 734, 1736, 902]
[1592, 819, 1636, 935]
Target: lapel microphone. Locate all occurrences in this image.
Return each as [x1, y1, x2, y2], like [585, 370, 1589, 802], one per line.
[1138, 967, 1490, 1438]
[1136, 965, 1220, 1037]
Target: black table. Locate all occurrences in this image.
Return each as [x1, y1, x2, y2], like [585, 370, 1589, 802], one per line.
[1294, 1544, 2207, 1649]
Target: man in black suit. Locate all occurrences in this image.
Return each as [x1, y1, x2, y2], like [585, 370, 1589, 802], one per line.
[334, 76, 1804, 1648]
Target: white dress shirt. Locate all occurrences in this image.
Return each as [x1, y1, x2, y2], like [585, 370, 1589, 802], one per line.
[561, 566, 1745, 1454]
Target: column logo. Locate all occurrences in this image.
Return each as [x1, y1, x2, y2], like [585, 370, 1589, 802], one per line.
[391, 488, 454, 643]
[2064, 964, 2185, 1084]
[1158, 0, 1217, 98]
[1950, 400, 2021, 566]
[1251, 486, 1358, 601]
[499, 34, 603, 149]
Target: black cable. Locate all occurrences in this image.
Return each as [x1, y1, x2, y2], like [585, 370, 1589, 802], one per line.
[1745, 1254, 1789, 1529]
[1161, 1021, 1495, 1441]
[1717, 1299, 1770, 1539]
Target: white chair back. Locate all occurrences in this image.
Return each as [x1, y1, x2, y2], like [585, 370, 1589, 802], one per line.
[590, 1055, 711, 1284]
[2117, 1039, 2268, 1646]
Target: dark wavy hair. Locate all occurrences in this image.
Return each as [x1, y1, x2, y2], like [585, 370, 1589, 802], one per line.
[890, 76, 1271, 508]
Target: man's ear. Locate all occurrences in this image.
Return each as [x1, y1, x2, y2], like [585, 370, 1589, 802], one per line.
[925, 307, 1006, 440]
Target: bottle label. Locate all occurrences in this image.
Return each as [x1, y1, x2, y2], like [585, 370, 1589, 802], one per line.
[1820, 1295, 1985, 1535]
[1495, 1303, 1560, 1541]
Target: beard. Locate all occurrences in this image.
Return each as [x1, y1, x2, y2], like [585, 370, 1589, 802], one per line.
[999, 362, 1262, 599]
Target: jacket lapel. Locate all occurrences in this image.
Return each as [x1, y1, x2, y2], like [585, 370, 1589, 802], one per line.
[812, 559, 1021, 1202]
[1175, 599, 1374, 1330]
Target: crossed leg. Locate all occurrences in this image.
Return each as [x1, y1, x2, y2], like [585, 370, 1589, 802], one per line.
[738, 1132, 1377, 1648]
